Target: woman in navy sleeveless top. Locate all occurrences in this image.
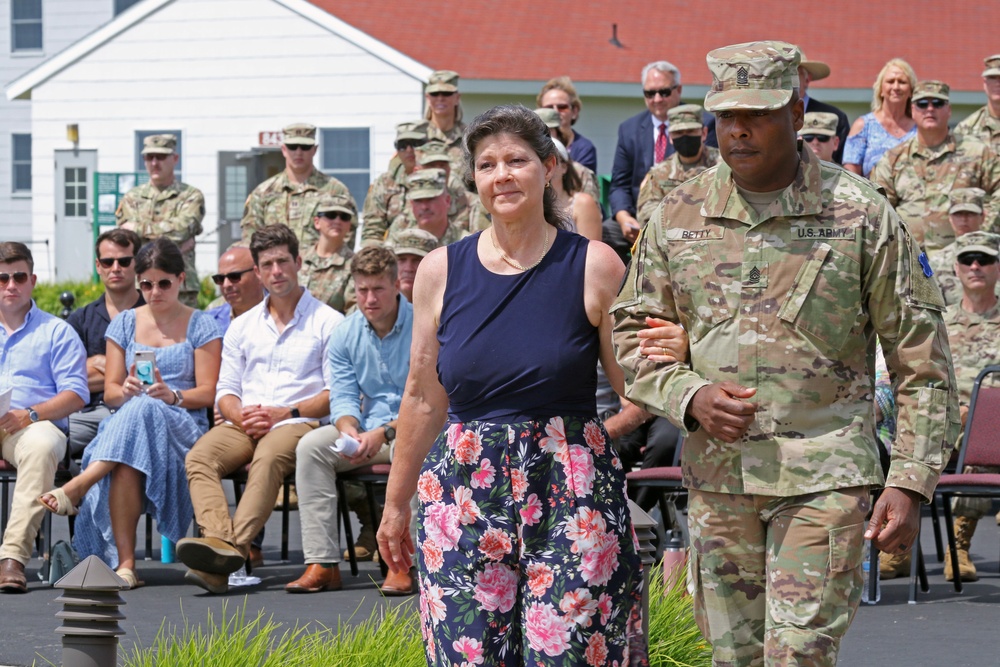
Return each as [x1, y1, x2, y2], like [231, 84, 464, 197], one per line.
[379, 106, 647, 667]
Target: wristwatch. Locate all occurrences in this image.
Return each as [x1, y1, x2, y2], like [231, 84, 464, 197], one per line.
[27, 408, 39, 423]
[172, 389, 184, 407]
[382, 424, 396, 441]
[290, 407, 301, 419]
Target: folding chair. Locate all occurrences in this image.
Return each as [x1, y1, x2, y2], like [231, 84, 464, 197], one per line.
[934, 365, 1000, 593]
[0, 455, 74, 565]
[337, 463, 391, 578]
[624, 435, 685, 544]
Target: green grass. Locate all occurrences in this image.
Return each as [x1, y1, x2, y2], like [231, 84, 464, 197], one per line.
[647, 562, 713, 667]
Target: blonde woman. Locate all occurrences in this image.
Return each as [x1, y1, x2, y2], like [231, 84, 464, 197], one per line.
[844, 58, 918, 177]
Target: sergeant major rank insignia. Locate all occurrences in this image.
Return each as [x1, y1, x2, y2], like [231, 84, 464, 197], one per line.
[736, 66, 749, 87]
[748, 266, 761, 284]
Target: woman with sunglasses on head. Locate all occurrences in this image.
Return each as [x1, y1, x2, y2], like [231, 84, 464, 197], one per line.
[39, 238, 222, 588]
[550, 137, 603, 241]
[843, 58, 918, 178]
[299, 194, 357, 314]
[537, 76, 598, 174]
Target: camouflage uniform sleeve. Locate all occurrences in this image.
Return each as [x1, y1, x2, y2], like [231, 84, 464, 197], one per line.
[980, 146, 1000, 233]
[115, 191, 139, 231]
[240, 188, 265, 243]
[157, 187, 205, 243]
[361, 179, 390, 245]
[866, 202, 961, 502]
[610, 204, 711, 431]
[635, 175, 658, 227]
[869, 152, 899, 206]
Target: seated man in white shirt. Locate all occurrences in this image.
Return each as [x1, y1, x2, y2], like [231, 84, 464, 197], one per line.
[177, 224, 344, 594]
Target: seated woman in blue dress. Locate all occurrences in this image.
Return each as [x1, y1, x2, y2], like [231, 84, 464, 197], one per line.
[39, 238, 221, 588]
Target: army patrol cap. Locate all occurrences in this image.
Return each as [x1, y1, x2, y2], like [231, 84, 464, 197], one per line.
[417, 141, 451, 166]
[955, 231, 1000, 258]
[388, 228, 440, 257]
[141, 134, 177, 155]
[283, 123, 317, 146]
[396, 120, 428, 142]
[426, 70, 460, 94]
[798, 52, 831, 81]
[982, 54, 1000, 78]
[800, 112, 839, 137]
[949, 187, 986, 215]
[668, 104, 705, 132]
[704, 41, 801, 112]
[912, 80, 950, 102]
[315, 193, 357, 220]
[534, 107, 561, 129]
[408, 168, 447, 199]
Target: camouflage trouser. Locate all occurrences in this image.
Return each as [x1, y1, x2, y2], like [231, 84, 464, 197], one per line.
[687, 487, 870, 667]
[952, 466, 999, 518]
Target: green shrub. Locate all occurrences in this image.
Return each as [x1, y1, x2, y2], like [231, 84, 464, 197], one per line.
[33, 280, 104, 317]
[647, 562, 713, 666]
[198, 276, 219, 310]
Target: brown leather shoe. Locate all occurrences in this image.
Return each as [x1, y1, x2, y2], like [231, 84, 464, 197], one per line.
[380, 567, 417, 596]
[249, 546, 264, 569]
[285, 564, 342, 593]
[176, 537, 245, 575]
[184, 568, 229, 595]
[0, 558, 27, 593]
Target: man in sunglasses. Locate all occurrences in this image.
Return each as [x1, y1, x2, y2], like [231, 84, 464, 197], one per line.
[115, 134, 204, 307]
[206, 244, 264, 333]
[242, 123, 355, 250]
[873, 81, 1000, 257]
[955, 54, 1000, 152]
[610, 60, 684, 246]
[300, 195, 357, 314]
[361, 121, 428, 246]
[0, 243, 88, 593]
[798, 112, 840, 163]
[930, 188, 996, 306]
[65, 228, 145, 455]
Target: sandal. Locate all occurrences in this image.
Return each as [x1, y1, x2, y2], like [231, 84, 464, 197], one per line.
[38, 488, 79, 516]
[115, 567, 144, 590]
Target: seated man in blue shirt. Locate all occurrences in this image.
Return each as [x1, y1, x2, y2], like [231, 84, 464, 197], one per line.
[67, 228, 144, 454]
[0, 242, 88, 593]
[287, 245, 411, 594]
[207, 244, 264, 334]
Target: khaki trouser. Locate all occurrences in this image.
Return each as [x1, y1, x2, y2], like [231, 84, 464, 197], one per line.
[184, 421, 315, 555]
[0, 421, 67, 564]
[688, 487, 870, 667]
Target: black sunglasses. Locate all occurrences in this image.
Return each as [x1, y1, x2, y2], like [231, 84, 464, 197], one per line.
[0, 272, 29, 285]
[317, 211, 352, 222]
[544, 103, 571, 112]
[957, 253, 998, 266]
[284, 144, 314, 151]
[428, 91, 456, 97]
[98, 256, 134, 268]
[395, 139, 426, 151]
[801, 135, 832, 143]
[138, 278, 176, 292]
[914, 98, 948, 110]
[211, 267, 255, 286]
[643, 86, 678, 99]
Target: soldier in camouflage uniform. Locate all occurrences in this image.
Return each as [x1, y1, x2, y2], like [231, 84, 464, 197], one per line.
[116, 134, 204, 307]
[386, 227, 439, 303]
[955, 55, 1000, 151]
[241, 123, 355, 249]
[360, 121, 427, 246]
[872, 81, 1000, 256]
[410, 141, 472, 230]
[798, 111, 840, 162]
[299, 194, 356, 314]
[423, 70, 468, 182]
[612, 41, 959, 667]
[400, 169, 466, 246]
[636, 104, 721, 226]
[929, 188, 1000, 305]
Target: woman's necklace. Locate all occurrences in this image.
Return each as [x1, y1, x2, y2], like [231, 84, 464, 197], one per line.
[491, 225, 550, 272]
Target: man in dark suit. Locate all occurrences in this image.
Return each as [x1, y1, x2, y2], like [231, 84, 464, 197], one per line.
[609, 61, 683, 245]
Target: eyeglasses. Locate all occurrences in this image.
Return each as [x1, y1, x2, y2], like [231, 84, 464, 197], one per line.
[97, 256, 134, 268]
[284, 144, 314, 152]
[317, 211, 353, 222]
[643, 86, 678, 99]
[138, 278, 177, 292]
[395, 140, 425, 151]
[914, 98, 948, 110]
[0, 272, 29, 285]
[544, 103, 572, 112]
[428, 91, 456, 97]
[801, 135, 831, 143]
[143, 154, 171, 162]
[211, 267, 255, 286]
[957, 253, 999, 266]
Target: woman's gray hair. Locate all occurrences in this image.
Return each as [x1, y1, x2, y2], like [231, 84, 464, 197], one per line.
[641, 60, 682, 86]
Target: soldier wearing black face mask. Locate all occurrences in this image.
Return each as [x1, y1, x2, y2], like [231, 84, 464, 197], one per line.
[636, 104, 721, 226]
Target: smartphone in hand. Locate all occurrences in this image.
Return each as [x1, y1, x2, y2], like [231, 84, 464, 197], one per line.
[134, 351, 157, 387]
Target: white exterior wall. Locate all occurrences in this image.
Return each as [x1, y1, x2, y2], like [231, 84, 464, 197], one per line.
[26, 0, 424, 280]
[0, 0, 112, 243]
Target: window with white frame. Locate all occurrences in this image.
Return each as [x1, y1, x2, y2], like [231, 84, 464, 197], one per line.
[113, 0, 143, 15]
[320, 128, 370, 210]
[11, 0, 42, 52]
[12, 134, 31, 193]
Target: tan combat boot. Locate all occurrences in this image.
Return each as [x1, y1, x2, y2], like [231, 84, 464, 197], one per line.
[944, 516, 979, 582]
[879, 549, 911, 580]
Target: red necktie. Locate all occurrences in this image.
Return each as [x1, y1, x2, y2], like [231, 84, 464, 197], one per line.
[655, 123, 667, 163]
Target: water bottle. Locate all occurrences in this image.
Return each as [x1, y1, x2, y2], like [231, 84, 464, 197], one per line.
[661, 529, 687, 590]
[861, 539, 880, 604]
[160, 535, 175, 563]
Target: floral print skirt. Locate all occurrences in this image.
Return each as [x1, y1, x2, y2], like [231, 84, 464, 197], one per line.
[416, 415, 648, 666]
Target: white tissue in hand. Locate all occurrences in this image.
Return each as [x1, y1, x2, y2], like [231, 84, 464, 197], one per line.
[331, 434, 361, 457]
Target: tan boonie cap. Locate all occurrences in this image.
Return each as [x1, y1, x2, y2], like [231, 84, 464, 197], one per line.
[315, 194, 357, 220]
[949, 187, 986, 215]
[800, 112, 839, 137]
[798, 52, 831, 81]
[141, 134, 177, 155]
[955, 231, 1000, 258]
[704, 41, 800, 112]
[982, 54, 1000, 78]
[283, 123, 317, 146]
[912, 80, 950, 102]
[417, 141, 451, 166]
[388, 228, 440, 257]
[426, 70, 459, 94]
[668, 104, 704, 132]
[407, 168, 447, 199]
[534, 107, 561, 129]
[396, 120, 428, 142]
